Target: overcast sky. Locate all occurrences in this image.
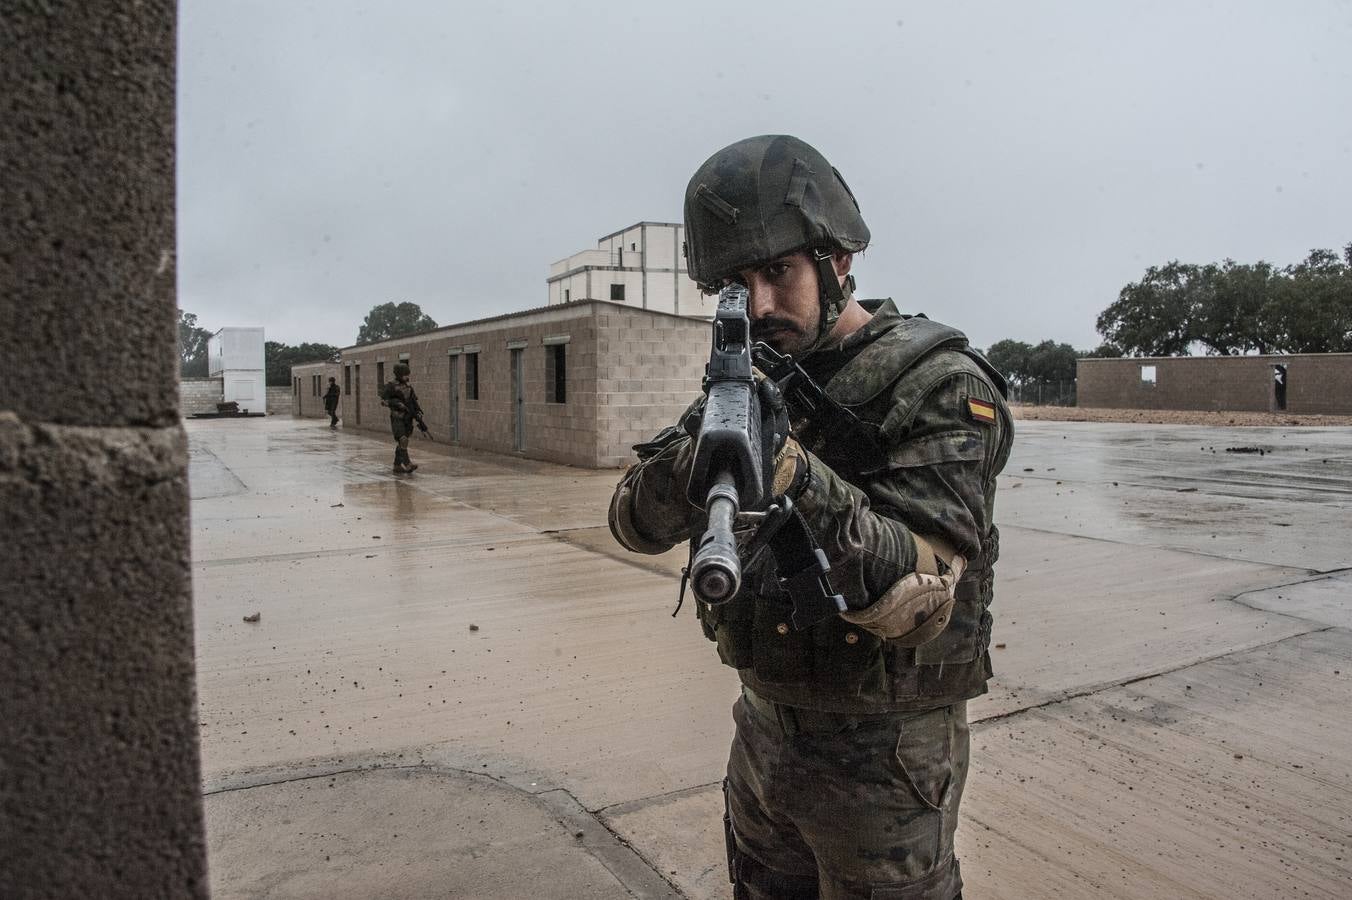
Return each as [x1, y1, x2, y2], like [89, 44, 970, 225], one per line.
[178, 0, 1352, 351]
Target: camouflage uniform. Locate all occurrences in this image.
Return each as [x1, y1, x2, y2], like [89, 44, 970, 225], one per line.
[379, 378, 423, 473]
[610, 298, 1012, 899]
[323, 380, 340, 426]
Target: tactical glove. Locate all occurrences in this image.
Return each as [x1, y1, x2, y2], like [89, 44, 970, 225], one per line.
[757, 375, 808, 500]
[610, 427, 699, 555]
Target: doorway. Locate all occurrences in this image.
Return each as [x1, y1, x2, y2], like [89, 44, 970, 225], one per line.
[448, 355, 460, 442]
[354, 364, 361, 425]
[511, 348, 525, 451]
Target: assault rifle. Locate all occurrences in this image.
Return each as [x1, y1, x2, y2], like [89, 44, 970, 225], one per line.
[379, 390, 432, 439]
[684, 285, 846, 629]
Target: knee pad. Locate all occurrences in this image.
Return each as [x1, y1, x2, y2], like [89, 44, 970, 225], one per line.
[732, 850, 818, 900]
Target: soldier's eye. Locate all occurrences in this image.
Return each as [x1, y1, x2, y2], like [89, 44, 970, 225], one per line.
[765, 262, 790, 278]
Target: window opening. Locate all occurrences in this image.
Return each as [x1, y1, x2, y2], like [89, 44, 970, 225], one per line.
[465, 353, 479, 401]
[546, 344, 567, 403]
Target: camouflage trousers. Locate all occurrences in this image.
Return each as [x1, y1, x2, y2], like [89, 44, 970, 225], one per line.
[724, 690, 968, 900]
[391, 418, 412, 465]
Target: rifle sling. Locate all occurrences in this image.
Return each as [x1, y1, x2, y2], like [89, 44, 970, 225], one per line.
[767, 505, 846, 631]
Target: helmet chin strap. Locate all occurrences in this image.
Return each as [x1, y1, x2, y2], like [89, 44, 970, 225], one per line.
[802, 248, 852, 357]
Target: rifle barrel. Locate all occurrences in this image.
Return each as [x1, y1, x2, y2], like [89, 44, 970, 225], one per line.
[691, 474, 741, 604]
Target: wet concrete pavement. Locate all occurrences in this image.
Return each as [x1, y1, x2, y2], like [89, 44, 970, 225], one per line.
[193, 417, 1352, 898]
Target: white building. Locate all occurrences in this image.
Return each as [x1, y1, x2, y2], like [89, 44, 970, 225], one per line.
[547, 222, 715, 318]
[208, 327, 266, 410]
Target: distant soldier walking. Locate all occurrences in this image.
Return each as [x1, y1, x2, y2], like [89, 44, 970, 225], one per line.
[379, 362, 428, 474]
[323, 376, 341, 428]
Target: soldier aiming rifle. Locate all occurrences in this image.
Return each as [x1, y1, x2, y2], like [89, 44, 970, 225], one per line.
[609, 134, 1013, 900]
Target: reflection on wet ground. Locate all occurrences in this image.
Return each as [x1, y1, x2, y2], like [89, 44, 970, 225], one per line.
[1001, 422, 1352, 570]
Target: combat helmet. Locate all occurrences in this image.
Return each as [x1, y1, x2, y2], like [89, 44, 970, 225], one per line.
[683, 134, 869, 348]
[393, 362, 411, 380]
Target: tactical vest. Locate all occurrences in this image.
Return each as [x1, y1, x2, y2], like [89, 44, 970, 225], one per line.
[380, 381, 417, 422]
[695, 311, 1010, 714]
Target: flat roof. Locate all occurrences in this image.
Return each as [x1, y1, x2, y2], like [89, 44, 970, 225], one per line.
[335, 298, 709, 356]
[596, 221, 682, 242]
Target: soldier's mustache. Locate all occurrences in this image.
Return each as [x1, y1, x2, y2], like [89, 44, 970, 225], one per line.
[751, 317, 803, 342]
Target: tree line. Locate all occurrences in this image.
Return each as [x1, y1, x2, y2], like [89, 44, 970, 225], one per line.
[981, 243, 1351, 399]
[981, 339, 1101, 391]
[1096, 244, 1352, 356]
[178, 302, 439, 385]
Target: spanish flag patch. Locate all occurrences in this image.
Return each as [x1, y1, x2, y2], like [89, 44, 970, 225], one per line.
[966, 396, 997, 425]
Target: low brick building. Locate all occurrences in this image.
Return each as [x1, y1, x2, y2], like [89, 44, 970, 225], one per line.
[1077, 353, 1352, 415]
[288, 364, 343, 417]
[293, 300, 710, 468]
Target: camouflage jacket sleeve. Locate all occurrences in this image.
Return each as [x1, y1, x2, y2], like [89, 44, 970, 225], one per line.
[791, 365, 1008, 610]
[607, 432, 705, 555]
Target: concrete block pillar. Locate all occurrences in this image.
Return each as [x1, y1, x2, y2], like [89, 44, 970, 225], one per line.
[1, 3, 209, 897]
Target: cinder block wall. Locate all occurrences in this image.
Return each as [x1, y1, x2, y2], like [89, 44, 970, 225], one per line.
[180, 379, 291, 416]
[594, 310, 707, 467]
[265, 384, 292, 414]
[1078, 354, 1352, 415]
[180, 376, 224, 416]
[1286, 355, 1352, 414]
[0, 3, 209, 897]
[291, 362, 344, 419]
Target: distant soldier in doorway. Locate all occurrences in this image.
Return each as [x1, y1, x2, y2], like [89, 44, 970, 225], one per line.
[379, 362, 428, 474]
[323, 376, 341, 428]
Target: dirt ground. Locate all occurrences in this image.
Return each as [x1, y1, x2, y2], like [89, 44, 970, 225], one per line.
[1012, 403, 1352, 427]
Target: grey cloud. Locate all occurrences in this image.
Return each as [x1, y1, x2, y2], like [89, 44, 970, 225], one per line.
[178, 0, 1352, 350]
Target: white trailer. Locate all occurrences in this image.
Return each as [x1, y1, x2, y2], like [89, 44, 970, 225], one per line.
[208, 327, 266, 410]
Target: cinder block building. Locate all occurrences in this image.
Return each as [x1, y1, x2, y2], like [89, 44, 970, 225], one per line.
[288, 365, 343, 418]
[293, 300, 709, 468]
[1077, 354, 1352, 415]
[547, 222, 715, 319]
